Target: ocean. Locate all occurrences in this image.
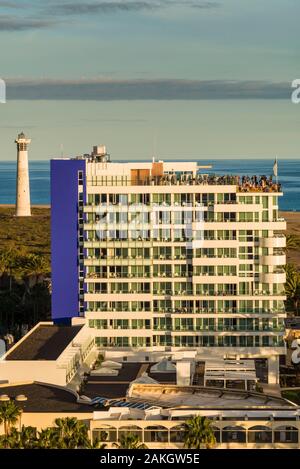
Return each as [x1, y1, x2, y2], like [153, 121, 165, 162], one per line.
[0, 159, 299, 211]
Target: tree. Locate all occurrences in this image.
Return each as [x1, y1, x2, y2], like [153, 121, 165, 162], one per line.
[0, 401, 21, 437]
[0, 248, 19, 291]
[0, 426, 38, 449]
[38, 427, 59, 449]
[18, 425, 38, 449]
[114, 433, 147, 449]
[286, 234, 299, 251]
[285, 264, 300, 314]
[85, 437, 107, 449]
[0, 433, 12, 449]
[18, 253, 50, 291]
[0, 427, 31, 449]
[183, 416, 216, 449]
[54, 417, 90, 449]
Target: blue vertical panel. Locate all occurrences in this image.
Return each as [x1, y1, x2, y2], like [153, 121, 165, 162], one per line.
[51, 159, 85, 323]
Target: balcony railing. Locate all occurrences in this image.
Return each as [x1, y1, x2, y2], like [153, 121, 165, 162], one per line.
[153, 307, 285, 315]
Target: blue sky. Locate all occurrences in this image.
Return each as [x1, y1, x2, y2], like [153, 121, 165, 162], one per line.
[1, 0, 299, 81]
[0, 0, 299, 160]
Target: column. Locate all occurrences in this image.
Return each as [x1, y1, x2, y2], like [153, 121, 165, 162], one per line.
[268, 355, 279, 384]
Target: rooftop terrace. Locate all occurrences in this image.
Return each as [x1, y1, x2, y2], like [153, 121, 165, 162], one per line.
[87, 173, 282, 192]
[82, 362, 176, 400]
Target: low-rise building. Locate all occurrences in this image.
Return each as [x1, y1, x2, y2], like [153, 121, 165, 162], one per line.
[1, 374, 300, 449]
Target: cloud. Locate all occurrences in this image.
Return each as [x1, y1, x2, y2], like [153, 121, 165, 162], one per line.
[0, 1, 221, 33]
[47, 0, 220, 16]
[0, 15, 55, 31]
[0, 1, 23, 7]
[81, 117, 148, 122]
[5, 78, 291, 100]
[189, 1, 220, 9]
[52, 1, 155, 15]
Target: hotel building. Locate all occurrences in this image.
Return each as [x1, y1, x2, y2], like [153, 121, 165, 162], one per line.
[50, 146, 286, 384]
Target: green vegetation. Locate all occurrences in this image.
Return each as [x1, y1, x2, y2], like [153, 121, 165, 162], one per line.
[0, 207, 50, 257]
[113, 433, 147, 449]
[282, 390, 300, 406]
[286, 234, 300, 251]
[0, 404, 102, 449]
[183, 415, 216, 449]
[0, 401, 22, 438]
[285, 263, 300, 314]
[0, 207, 51, 337]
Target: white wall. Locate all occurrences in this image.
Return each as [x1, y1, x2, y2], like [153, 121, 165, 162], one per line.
[0, 361, 67, 386]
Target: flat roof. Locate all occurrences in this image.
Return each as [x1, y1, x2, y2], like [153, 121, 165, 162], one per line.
[6, 324, 83, 361]
[129, 384, 295, 409]
[0, 383, 90, 413]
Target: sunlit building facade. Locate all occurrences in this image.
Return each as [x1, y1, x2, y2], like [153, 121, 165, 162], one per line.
[51, 146, 286, 383]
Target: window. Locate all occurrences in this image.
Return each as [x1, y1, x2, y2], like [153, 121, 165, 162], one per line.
[262, 197, 269, 209]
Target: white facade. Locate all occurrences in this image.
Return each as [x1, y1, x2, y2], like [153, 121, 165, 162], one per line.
[0, 322, 96, 386]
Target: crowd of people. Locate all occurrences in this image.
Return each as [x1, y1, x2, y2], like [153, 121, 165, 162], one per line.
[238, 175, 281, 192]
[142, 173, 281, 191]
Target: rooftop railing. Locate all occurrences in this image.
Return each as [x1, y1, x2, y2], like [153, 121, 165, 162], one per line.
[87, 174, 282, 191]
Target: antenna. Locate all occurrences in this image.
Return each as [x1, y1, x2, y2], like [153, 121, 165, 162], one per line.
[152, 132, 157, 161]
[60, 143, 64, 158]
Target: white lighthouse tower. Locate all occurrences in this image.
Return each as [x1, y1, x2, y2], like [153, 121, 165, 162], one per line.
[15, 132, 31, 217]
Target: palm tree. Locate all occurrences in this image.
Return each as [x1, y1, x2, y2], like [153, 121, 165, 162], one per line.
[0, 248, 19, 291]
[19, 253, 50, 290]
[285, 263, 298, 276]
[54, 417, 90, 449]
[3, 427, 22, 449]
[0, 401, 21, 437]
[183, 416, 216, 449]
[0, 426, 38, 449]
[114, 433, 147, 449]
[285, 265, 300, 314]
[0, 433, 11, 449]
[86, 438, 107, 449]
[38, 427, 59, 449]
[286, 234, 299, 251]
[19, 425, 38, 448]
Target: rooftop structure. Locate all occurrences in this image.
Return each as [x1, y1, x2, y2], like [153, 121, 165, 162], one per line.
[0, 322, 96, 386]
[82, 361, 177, 400]
[0, 382, 89, 413]
[203, 359, 258, 390]
[6, 324, 83, 361]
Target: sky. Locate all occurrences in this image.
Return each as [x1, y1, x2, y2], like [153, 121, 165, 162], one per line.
[0, 0, 299, 160]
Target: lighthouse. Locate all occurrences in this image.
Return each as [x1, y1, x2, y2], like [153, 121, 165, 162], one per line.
[15, 132, 31, 217]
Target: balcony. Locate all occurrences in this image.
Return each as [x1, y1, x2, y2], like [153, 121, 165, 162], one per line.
[259, 235, 286, 248]
[259, 270, 286, 283]
[259, 254, 286, 266]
